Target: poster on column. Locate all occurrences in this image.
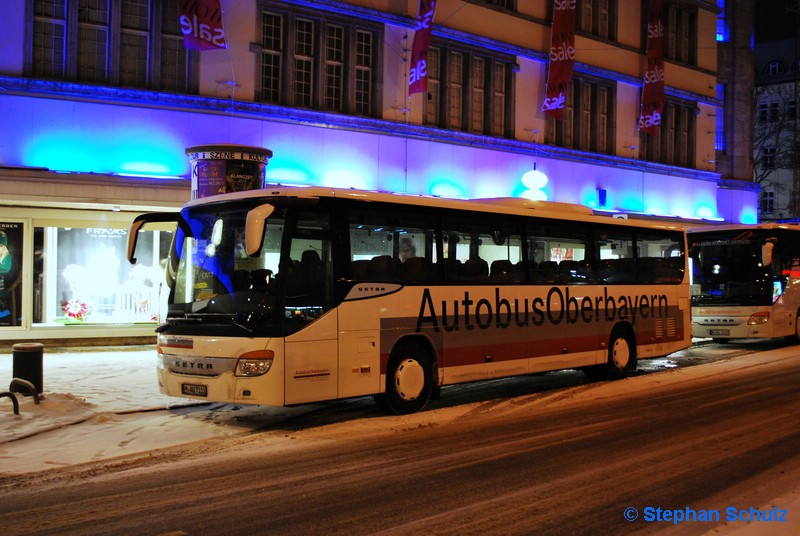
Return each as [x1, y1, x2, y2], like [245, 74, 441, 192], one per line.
[0, 222, 23, 327]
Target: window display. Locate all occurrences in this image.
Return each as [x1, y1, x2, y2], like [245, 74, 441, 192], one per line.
[0, 222, 23, 327]
[33, 226, 171, 326]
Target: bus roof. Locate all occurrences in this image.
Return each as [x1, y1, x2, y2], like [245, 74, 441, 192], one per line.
[687, 223, 800, 234]
[186, 184, 686, 232]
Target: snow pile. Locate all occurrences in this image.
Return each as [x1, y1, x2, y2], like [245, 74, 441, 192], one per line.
[0, 346, 229, 474]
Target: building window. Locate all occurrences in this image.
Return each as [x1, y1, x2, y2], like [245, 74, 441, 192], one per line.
[715, 83, 725, 152]
[762, 146, 776, 169]
[770, 101, 780, 122]
[765, 61, 786, 77]
[474, 0, 516, 10]
[762, 190, 775, 214]
[716, 0, 729, 42]
[424, 45, 513, 137]
[257, 5, 380, 116]
[665, 2, 696, 65]
[30, 0, 195, 92]
[578, 0, 616, 41]
[757, 100, 782, 123]
[546, 76, 614, 154]
[639, 100, 695, 167]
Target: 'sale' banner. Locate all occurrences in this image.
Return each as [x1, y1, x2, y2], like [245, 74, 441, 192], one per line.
[180, 0, 227, 51]
[638, 0, 666, 134]
[541, 0, 576, 120]
[409, 0, 436, 95]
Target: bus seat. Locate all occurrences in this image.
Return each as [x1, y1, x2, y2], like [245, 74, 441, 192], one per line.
[650, 257, 683, 283]
[559, 260, 589, 281]
[401, 256, 428, 280]
[489, 259, 514, 282]
[250, 269, 271, 291]
[351, 259, 370, 279]
[462, 257, 488, 279]
[232, 270, 251, 291]
[298, 250, 323, 284]
[369, 255, 398, 279]
[440, 257, 461, 279]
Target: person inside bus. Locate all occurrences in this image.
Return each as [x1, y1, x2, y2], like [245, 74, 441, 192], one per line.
[399, 237, 417, 263]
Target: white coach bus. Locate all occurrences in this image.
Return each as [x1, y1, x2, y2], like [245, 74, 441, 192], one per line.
[128, 185, 691, 414]
[689, 224, 800, 342]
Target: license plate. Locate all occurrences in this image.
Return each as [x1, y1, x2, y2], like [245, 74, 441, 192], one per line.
[181, 383, 208, 397]
[709, 329, 730, 336]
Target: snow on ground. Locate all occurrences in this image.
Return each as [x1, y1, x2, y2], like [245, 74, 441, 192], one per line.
[0, 346, 312, 474]
[0, 343, 798, 531]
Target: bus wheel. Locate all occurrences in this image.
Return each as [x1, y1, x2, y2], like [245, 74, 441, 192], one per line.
[584, 328, 636, 381]
[786, 309, 800, 344]
[380, 343, 434, 415]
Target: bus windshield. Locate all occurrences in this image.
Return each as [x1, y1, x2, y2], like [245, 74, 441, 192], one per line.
[690, 237, 777, 307]
[169, 201, 285, 336]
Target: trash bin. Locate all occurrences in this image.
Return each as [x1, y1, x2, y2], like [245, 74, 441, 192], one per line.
[12, 342, 44, 395]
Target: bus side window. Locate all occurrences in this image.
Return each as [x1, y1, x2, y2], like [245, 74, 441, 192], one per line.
[530, 221, 591, 284]
[442, 216, 522, 284]
[597, 230, 635, 283]
[348, 207, 433, 282]
[636, 231, 685, 284]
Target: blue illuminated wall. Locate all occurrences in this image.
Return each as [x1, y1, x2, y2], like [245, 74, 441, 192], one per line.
[0, 93, 758, 223]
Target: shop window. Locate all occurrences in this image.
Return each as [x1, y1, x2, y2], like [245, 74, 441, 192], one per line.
[0, 222, 24, 327]
[32, 225, 172, 325]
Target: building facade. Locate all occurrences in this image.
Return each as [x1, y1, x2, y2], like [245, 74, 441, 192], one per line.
[753, 0, 800, 221]
[0, 0, 757, 343]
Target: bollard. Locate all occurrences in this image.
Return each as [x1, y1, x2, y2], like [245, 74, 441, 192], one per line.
[12, 342, 44, 395]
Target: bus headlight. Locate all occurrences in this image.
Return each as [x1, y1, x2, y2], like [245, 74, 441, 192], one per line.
[235, 350, 275, 377]
[747, 312, 770, 325]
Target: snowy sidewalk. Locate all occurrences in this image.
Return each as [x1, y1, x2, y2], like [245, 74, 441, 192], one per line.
[0, 346, 236, 474]
[0, 345, 319, 475]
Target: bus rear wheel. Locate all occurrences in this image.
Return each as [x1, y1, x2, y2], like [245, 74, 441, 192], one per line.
[379, 343, 434, 415]
[584, 328, 636, 381]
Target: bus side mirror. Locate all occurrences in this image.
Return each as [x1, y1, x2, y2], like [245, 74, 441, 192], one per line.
[762, 241, 775, 267]
[246, 204, 275, 257]
[127, 217, 148, 264]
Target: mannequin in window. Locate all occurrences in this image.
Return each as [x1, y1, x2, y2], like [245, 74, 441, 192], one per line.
[0, 231, 15, 324]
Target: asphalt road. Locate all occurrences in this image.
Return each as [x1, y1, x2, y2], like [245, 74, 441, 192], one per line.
[0, 340, 798, 535]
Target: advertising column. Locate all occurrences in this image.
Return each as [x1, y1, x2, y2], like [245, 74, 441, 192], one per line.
[186, 144, 273, 199]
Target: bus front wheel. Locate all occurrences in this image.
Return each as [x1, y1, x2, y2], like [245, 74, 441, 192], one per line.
[584, 328, 636, 381]
[379, 343, 434, 415]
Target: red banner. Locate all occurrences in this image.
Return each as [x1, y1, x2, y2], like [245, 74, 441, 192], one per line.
[180, 0, 227, 51]
[638, 0, 666, 134]
[409, 0, 437, 95]
[541, 0, 576, 119]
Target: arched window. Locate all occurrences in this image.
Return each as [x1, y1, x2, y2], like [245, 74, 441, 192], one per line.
[765, 61, 785, 77]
